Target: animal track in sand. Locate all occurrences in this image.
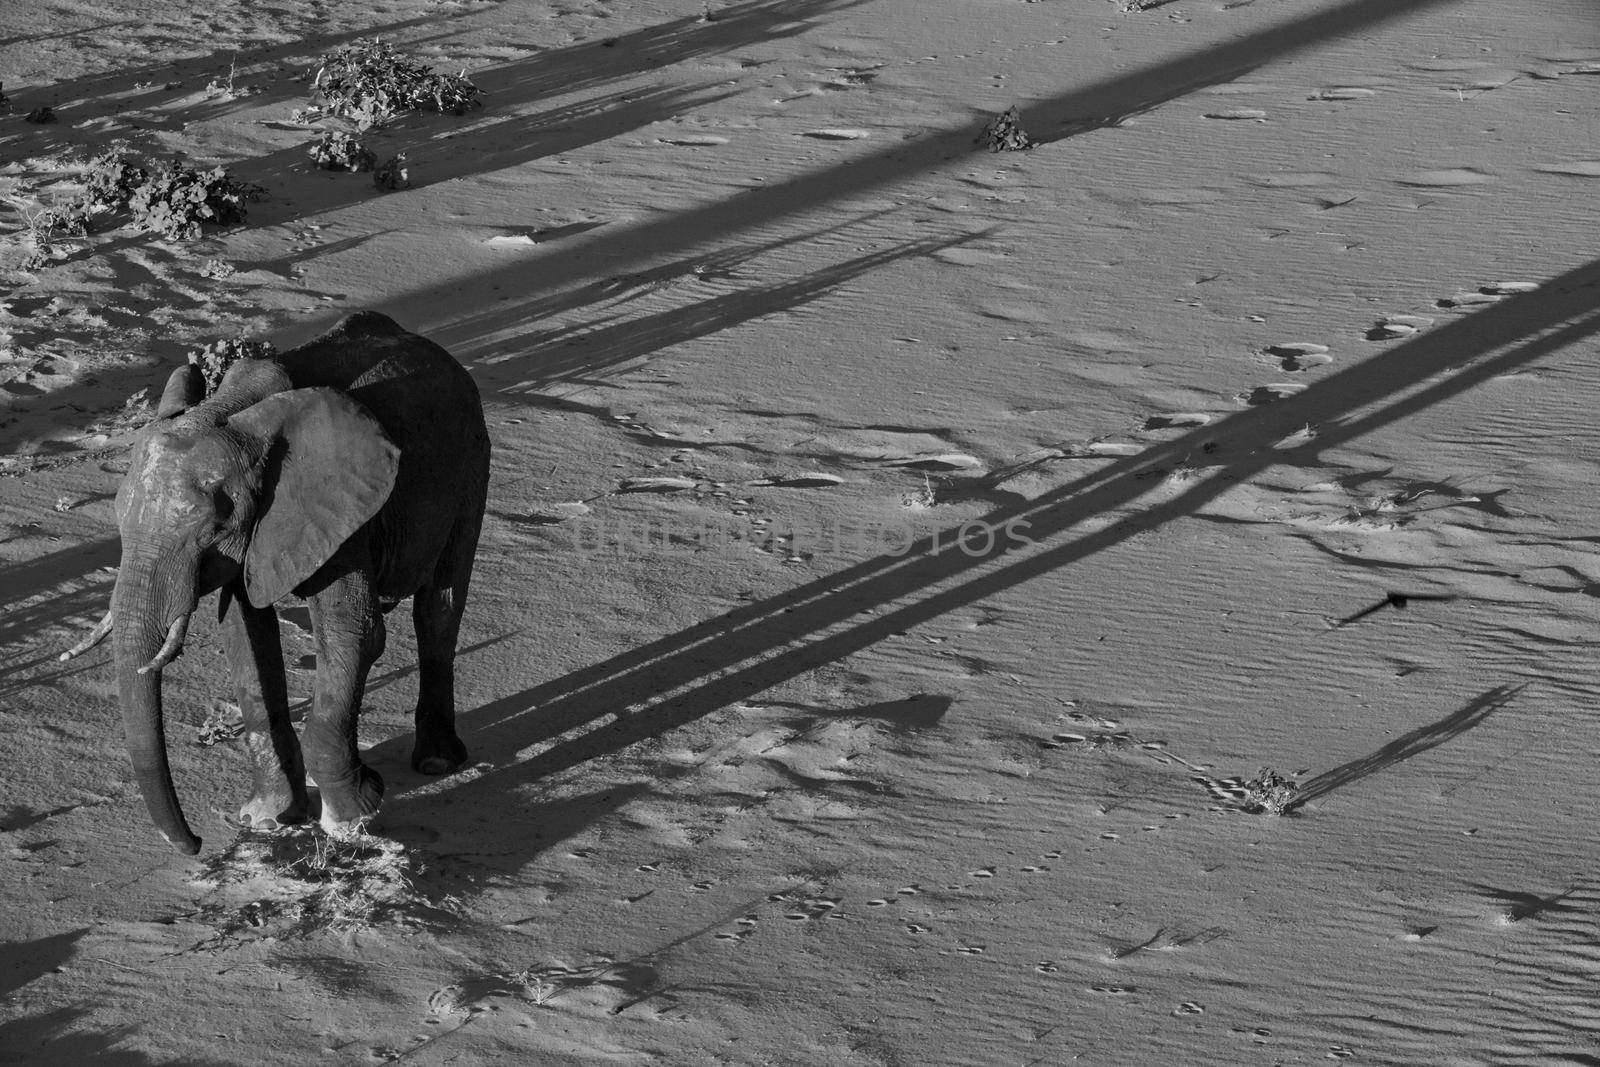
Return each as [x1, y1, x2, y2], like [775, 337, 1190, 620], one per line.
[781, 896, 843, 921]
[713, 913, 761, 943]
[1312, 86, 1377, 100]
[876, 452, 984, 472]
[747, 472, 844, 488]
[1395, 167, 1496, 187]
[1535, 160, 1600, 177]
[801, 128, 871, 140]
[1264, 342, 1332, 372]
[1143, 412, 1212, 430]
[1239, 383, 1306, 405]
[1203, 107, 1267, 121]
[656, 134, 730, 147]
[1435, 281, 1536, 309]
[1366, 313, 1434, 340]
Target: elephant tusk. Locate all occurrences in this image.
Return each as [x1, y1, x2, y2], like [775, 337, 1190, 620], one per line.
[59, 608, 114, 661]
[138, 614, 191, 675]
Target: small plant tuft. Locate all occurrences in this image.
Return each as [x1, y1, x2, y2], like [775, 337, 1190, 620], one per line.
[78, 145, 150, 224]
[308, 130, 377, 172]
[977, 106, 1034, 152]
[299, 37, 483, 130]
[17, 203, 89, 269]
[202, 54, 262, 101]
[373, 152, 410, 191]
[188, 335, 277, 394]
[24, 105, 56, 124]
[1238, 768, 1300, 815]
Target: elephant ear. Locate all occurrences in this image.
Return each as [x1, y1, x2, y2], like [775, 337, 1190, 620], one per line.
[228, 388, 400, 608]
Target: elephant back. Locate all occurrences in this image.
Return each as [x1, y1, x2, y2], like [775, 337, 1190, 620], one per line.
[279, 311, 489, 598]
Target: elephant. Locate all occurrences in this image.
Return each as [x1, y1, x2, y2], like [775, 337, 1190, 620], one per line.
[62, 311, 491, 855]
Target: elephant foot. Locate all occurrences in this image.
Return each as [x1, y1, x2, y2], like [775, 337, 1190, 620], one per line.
[237, 790, 309, 831]
[411, 731, 469, 776]
[311, 764, 385, 837]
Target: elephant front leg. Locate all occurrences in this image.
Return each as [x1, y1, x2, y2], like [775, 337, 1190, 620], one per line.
[302, 563, 386, 836]
[222, 588, 308, 829]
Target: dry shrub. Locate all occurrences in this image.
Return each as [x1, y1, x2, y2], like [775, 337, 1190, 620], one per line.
[185, 826, 458, 950]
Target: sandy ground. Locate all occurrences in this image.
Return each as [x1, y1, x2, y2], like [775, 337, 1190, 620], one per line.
[4, 0, 1600, 1062]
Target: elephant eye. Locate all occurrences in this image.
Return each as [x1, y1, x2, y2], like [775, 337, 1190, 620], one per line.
[213, 490, 235, 523]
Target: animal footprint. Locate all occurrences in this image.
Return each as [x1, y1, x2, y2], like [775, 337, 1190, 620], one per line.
[1366, 313, 1433, 340]
[715, 915, 759, 943]
[802, 128, 871, 140]
[1078, 441, 1143, 457]
[748, 473, 844, 488]
[616, 474, 698, 493]
[1143, 412, 1211, 430]
[1435, 290, 1503, 309]
[1194, 774, 1251, 804]
[657, 134, 730, 147]
[1203, 107, 1267, 121]
[785, 897, 841, 920]
[1265, 343, 1331, 371]
[880, 452, 983, 472]
[1173, 1001, 1205, 1017]
[1240, 383, 1306, 405]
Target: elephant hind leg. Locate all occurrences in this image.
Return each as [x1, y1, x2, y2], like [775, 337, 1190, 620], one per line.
[409, 495, 482, 776]
[223, 589, 309, 829]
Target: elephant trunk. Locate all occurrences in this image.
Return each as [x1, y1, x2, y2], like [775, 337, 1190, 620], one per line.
[111, 559, 202, 855]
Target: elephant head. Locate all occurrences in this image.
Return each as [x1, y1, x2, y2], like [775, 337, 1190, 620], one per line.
[89, 357, 399, 853]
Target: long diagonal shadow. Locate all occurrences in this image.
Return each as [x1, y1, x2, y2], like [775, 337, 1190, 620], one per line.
[472, 226, 983, 389]
[1283, 685, 1522, 813]
[432, 0, 1459, 364]
[431, 257, 1600, 806]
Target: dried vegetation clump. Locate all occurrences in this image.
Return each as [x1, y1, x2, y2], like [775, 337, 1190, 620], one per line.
[1238, 768, 1301, 816]
[125, 159, 265, 241]
[8, 146, 264, 267]
[373, 152, 410, 191]
[295, 37, 483, 129]
[186, 827, 457, 950]
[977, 106, 1035, 152]
[187, 336, 278, 394]
[308, 130, 377, 172]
